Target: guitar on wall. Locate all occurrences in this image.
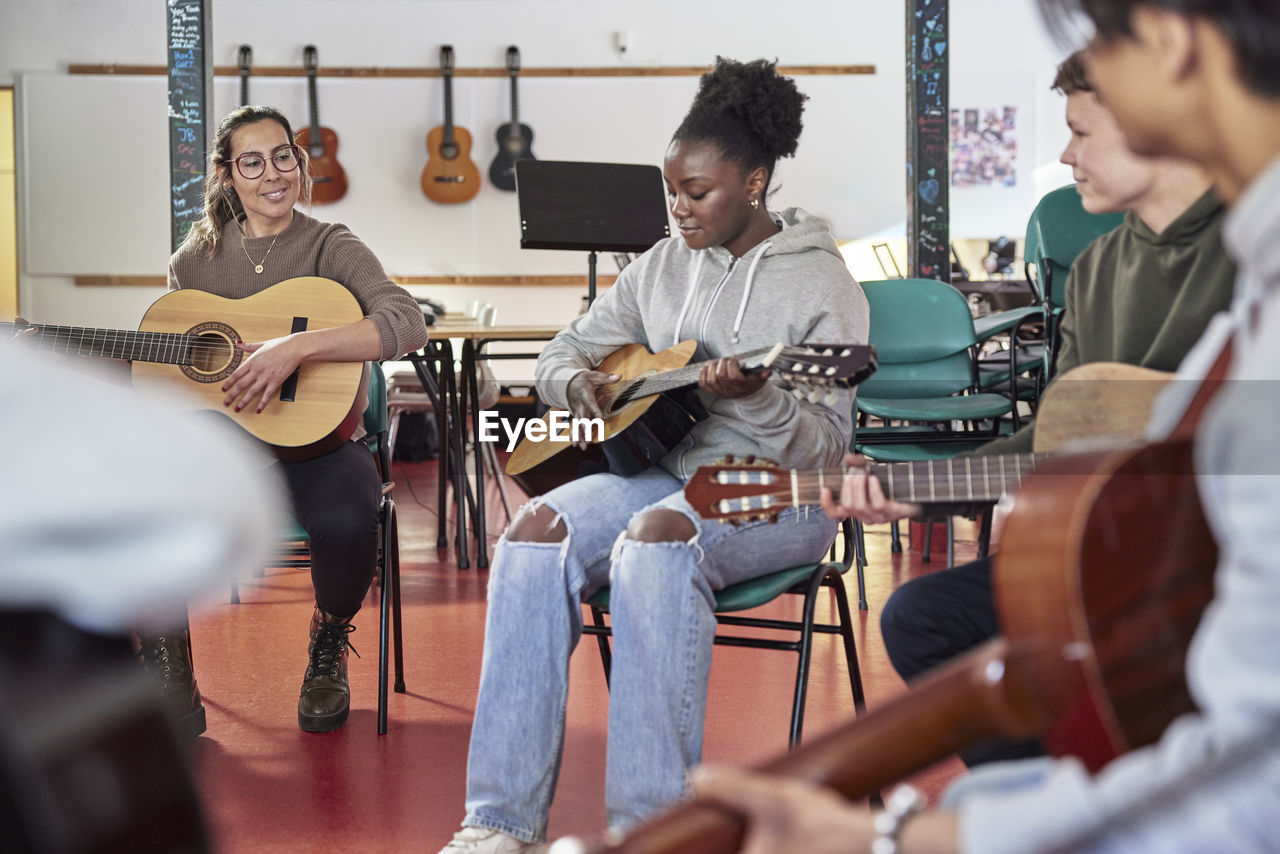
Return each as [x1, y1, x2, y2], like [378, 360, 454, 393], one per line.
[421, 45, 481, 204]
[295, 45, 349, 204]
[4, 277, 366, 461]
[237, 44, 252, 106]
[505, 340, 878, 477]
[488, 45, 535, 191]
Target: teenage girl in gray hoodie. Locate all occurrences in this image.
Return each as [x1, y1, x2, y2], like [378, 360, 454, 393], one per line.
[441, 57, 870, 854]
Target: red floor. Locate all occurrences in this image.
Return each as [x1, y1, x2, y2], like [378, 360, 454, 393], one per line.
[186, 459, 974, 852]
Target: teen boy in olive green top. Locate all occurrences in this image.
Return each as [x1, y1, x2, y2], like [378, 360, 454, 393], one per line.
[974, 53, 1235, 458]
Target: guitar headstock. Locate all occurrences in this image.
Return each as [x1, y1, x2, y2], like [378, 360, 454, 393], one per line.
[684, 455, 787, 524]
[763, 343, 878, 406]
[303, 44, 318, 73]
[440, 44, 456, 74]
[506, 45, 521, 75]
[238, 44, 252, 72]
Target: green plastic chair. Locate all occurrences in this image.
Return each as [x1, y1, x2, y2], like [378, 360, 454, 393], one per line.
[1024, 185, 1125, 380]
[235, 363, 405, 735]
[854, 279, 1011, 561]
[582, 519, 866, 749]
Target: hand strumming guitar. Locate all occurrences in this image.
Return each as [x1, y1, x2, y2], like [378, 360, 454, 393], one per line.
[222, 335, 310, 414]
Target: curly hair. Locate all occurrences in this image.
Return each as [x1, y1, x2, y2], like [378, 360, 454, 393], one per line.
[180, 105, 313, 257]
[671, 57, 808, 195]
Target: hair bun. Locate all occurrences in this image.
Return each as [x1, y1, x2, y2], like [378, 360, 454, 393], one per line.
[691, 57, 807, 160]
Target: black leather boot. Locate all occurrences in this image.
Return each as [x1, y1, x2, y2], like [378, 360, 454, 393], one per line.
[298, 607, 358, 733]
[136, 622, 206, 741]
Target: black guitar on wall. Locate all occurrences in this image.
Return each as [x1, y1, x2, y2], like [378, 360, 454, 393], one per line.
[488, 46, 535, 191]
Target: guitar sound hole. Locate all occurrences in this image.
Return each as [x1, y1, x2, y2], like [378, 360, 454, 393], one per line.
[181, 325, 241, 384]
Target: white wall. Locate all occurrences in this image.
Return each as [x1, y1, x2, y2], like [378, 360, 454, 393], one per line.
[0, 0, 1071, 330]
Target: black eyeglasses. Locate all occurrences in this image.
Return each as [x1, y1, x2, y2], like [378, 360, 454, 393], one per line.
[231, 144, 301, 180]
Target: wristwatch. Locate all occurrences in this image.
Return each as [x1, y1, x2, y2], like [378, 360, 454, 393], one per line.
[871, 784, 928, 854]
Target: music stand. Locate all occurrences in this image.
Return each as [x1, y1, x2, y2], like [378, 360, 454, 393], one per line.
[516, 160, 670, 305]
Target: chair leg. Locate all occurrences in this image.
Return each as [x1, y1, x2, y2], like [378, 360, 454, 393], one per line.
[946, 516, 955, 568]
[889, 520, 903, 554]
[922, 520, 933, 563]
[827, 572, 867, 715]
[977, 508, 993, 559]
[590, 605, 612, 690]
[788, 566, 837, 748]
[852, 520, 869, 611]
[482, 441, 514, 525]
[230, 576, 240, 605]
[390, 506, 406, 695]
[378, 508, 392, 736]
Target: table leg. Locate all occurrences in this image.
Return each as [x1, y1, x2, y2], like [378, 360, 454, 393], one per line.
[464, 340, 489, 568]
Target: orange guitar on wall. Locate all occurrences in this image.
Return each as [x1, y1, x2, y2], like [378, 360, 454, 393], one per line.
[421, 45, 481, 204]
[295, 45, 349, 204]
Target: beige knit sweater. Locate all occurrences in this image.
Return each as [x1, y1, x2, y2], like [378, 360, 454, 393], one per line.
[167, 210, 429, 361]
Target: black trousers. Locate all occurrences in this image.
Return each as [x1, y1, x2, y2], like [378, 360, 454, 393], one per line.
[278, 439, 381, 619]
[879, 554, 1044, 766]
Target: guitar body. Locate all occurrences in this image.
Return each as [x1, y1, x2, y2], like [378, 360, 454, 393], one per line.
[489, 122, 534, 191]
[996, 439, 1216, 770]
[295, 126, 349, 204]
[506, 340, 700, 475]
[422, 125, 481, 203]
[130, 277, 366, 460]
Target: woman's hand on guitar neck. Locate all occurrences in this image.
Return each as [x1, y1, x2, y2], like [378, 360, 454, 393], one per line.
[819, 452, 922, 524]
[699, 356, 769, 400]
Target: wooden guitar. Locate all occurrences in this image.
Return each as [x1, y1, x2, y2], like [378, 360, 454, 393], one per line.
[294, 45, 349, 204]
[5, 277, 366, 461]
[505, 341, 878, 476]
[488, 45, 535, 191]
[565, 439, 1215, 854]
[422, 45, 481, 204]
[685, 361, 1175, 521]
[237, 44, 252, 106]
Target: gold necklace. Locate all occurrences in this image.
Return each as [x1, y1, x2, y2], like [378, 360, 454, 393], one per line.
[240, 230, 281, 274]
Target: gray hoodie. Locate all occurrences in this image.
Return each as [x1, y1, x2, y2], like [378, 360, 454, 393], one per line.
[536, 207, 870, 479]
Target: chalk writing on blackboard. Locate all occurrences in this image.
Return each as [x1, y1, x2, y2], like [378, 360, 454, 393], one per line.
[167, 0, 211, 251]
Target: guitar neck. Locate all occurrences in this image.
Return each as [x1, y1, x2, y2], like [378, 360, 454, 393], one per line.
[508, 72, 520, 140]
[802, 455, 1042, 505]
[442, 70, 457, 146]
[618, 346, 778, 402]
[307, 69, 322, 154]
[240, 70, 249, 106]
[4, 322, 194, 365]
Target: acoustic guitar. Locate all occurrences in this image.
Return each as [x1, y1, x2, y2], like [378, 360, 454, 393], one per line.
[4, 277, 366, 461]
[488, 45, 535, 192]
[237, 44, 252, 106]
[421, 45, 481, 204]
[562, 436, 1215, 854]
[504, 341, 878, 476]
[684, 361, 1175, 522]
[295, 45, 349, 204]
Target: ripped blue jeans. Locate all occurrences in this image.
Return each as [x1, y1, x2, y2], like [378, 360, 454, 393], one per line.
[461, 467, 838, 842]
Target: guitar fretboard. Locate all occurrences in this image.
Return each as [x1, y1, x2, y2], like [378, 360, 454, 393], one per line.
[612, 345, 779, 407]
[3, 323, 194, 365]
[800, 455, 1044, 504]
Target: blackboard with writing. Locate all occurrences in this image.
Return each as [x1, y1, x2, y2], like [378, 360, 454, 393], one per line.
[166, 0, 212, 252]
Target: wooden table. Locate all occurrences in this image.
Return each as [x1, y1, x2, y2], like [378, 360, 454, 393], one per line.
[407, 321, 567, 568]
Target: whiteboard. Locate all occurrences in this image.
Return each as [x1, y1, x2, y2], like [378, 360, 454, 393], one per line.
[17, 70, 902, 278]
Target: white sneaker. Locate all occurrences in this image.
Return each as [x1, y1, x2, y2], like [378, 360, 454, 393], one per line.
[438, 826, 546, 854]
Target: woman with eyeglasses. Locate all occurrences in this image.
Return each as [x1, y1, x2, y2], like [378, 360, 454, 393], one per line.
[143, 105, 428, 737]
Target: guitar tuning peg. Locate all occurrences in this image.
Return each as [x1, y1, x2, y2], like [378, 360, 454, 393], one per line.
[763, 457, 779, 467]
[723, 454, 735, 464]
[791, 387, 807, 400]
[743, 454, 756, 464]
[823, 390, 839, 407]
[807, 388, 822, 404]
[822, 348, 834, 356]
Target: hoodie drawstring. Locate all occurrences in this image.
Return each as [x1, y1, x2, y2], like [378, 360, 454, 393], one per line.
[729, 242, 772, 346]
[672, 252, 706, 348]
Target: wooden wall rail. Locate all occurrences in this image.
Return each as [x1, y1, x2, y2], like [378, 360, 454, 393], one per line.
[69, 63, 874, 79]
[73, 274, 619, 287]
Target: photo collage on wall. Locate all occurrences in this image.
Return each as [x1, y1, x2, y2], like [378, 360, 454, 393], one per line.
[950, 106, 1017, 187]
